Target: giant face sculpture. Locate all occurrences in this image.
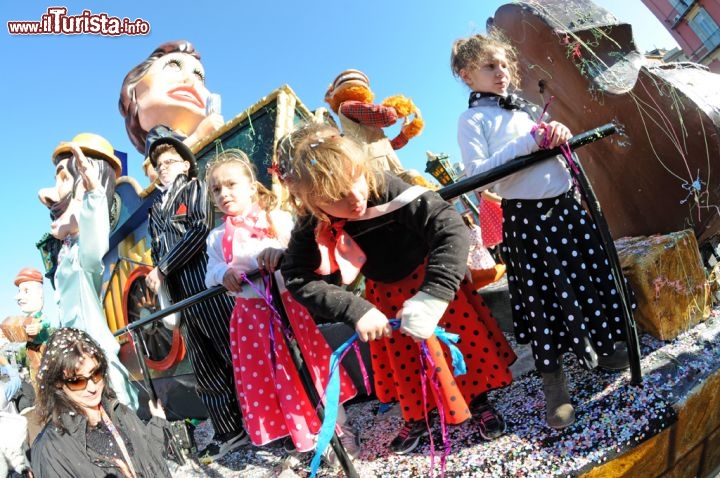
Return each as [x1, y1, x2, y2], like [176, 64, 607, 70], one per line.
[119, 40, 215, 156]
[134, 51, 209, 140]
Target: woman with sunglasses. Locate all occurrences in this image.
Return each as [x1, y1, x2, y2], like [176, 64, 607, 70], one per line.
[31, 328, 172, 478]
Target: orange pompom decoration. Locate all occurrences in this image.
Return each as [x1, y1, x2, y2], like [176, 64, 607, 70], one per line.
[326, 84, 374, 113]
[381, 95, 416, 118]
[398, 170, 438, 190]
[401, 116, 425, 139]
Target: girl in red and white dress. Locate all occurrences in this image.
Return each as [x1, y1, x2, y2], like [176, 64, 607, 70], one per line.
[277, 123, 515, 455]
[204, 149, 357, 454]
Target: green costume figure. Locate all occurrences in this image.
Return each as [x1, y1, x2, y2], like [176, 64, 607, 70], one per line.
[13, 267, 50, 383]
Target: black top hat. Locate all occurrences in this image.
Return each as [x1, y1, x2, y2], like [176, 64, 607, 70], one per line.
[146, 125, 198, 179]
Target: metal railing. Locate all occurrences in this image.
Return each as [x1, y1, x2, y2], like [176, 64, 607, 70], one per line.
[113, 122, 638, 476]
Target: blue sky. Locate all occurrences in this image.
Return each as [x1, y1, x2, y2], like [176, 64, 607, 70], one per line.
[1, 1, 678, 323]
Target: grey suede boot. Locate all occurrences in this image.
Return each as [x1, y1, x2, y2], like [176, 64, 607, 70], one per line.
[541, 366, 576, 429]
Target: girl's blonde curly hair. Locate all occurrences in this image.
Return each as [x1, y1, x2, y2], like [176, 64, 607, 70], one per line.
[274, 123, 385, 223]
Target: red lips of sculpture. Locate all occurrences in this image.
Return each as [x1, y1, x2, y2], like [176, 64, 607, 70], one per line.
[167, 85, 204, 109]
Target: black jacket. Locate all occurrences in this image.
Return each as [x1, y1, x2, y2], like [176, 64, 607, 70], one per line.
[281, 173, 469, 327]
[31, 399, 172, 478]
[148, 174, 235, 323]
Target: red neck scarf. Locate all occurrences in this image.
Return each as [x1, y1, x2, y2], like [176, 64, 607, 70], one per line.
[314, 220, 366, 284]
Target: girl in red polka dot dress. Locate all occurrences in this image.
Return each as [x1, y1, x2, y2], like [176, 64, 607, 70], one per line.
[204, 149, 358, 455]
[278, 123, 516, 455]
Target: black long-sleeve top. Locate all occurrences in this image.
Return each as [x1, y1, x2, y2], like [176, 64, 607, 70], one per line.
[281, 173, 469, 328]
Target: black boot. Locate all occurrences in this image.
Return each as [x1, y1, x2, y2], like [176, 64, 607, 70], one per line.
[597, 341, 630, 371]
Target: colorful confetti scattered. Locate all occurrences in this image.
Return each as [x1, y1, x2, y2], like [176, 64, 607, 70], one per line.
[172, 305, 720, 477]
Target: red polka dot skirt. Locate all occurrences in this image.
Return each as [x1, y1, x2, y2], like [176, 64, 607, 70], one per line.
[365, 264, 515, 424]
[229, 292, 357, 452]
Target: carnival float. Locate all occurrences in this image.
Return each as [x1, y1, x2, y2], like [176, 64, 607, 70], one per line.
[28, 0, 720, 476]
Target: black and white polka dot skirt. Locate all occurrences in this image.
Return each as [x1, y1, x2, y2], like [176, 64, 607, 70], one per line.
[500, 190, 630, 373]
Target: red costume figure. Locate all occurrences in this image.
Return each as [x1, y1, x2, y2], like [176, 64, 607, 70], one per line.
[204, 149, 358, 457]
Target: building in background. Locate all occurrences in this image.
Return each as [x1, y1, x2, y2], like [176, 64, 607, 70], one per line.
[643, 0, 720, 72]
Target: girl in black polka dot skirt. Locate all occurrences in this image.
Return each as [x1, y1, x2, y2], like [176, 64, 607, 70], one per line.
[278, 123, 516, 454]
[452, 33, 633, 429]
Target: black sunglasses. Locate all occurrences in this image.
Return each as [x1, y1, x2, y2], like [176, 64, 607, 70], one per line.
[62, 368, 104, 391]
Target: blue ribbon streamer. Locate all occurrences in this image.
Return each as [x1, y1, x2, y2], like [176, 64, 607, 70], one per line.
[434, 328, 466, 377]
[309, 319, 467, 477]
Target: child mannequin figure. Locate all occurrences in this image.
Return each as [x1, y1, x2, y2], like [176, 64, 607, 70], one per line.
[324, 69, 423, 176]
[13, 267, 50, 383]
[278, 123, 515, 454]
[146, 136, 246, 462]
[204, 149, 358, 461]
[452, 32, 631, 429]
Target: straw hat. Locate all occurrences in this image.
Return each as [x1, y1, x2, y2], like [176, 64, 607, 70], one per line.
[52, 133, 122, 176]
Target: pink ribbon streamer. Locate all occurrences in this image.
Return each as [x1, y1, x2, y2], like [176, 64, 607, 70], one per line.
[419, 342, 450, 477]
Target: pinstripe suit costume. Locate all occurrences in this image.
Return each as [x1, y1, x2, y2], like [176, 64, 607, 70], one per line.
[149, 173, 244, 437]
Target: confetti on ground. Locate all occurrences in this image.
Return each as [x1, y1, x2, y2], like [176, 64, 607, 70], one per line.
[169, 305, 720, 477]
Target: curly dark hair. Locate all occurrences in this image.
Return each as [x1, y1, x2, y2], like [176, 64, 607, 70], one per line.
[35, 328, 115, 434]
[118, 40, 202, 154]
[450, 30, 521, 90]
